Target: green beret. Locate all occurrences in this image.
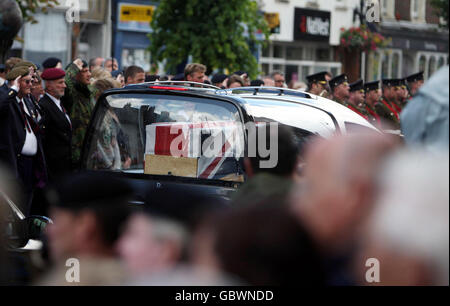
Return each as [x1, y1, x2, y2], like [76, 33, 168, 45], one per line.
[13, 61, 37, 70]
[6, 66, 30, 81]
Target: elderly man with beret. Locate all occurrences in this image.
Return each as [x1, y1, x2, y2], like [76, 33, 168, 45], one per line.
[0, 66, 47, 215]
[39, 68, 72, 181]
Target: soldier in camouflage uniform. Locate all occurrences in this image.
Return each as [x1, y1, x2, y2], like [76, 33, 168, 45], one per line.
[346, 79, 369, 120]
[375, 79, 401, 131]
[363, 81, 382, 128]
[61, 59, 97, 168]
[329, 74, 350, 105]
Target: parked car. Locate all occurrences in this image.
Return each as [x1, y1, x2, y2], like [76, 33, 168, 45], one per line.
[79, 83, 379, 205]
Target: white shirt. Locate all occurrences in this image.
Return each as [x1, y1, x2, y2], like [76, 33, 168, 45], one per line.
[16, 97, 38, 156]
[45, 93, 72, 125]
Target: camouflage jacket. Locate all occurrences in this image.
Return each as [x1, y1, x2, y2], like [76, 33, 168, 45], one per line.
[62, 63, 97, 166]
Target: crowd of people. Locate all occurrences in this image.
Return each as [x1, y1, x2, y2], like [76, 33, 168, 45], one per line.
[0, 55, 448, 286]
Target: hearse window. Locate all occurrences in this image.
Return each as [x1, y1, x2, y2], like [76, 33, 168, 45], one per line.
[84, 94, 245, 182]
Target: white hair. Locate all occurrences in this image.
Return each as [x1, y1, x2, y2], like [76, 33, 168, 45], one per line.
[369, 149, 449, 285]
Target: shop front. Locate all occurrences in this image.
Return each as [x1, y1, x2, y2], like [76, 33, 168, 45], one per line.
[112, 0, 157, 71]
[260, 7, 341, 85]
[365, 24, 449, 81]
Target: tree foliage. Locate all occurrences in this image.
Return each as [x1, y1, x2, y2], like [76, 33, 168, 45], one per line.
[430, 0, 449, 29]
[15, 0, 60, 24]
[148, 0, 270, 78]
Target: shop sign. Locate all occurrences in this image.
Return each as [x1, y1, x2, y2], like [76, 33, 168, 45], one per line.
[118, 3, 155, 32]
[264, 13, 280, 34]
[294, 8, 330, 41]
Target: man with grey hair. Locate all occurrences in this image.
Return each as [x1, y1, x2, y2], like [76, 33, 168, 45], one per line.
[355, 150, 449, 285]
[271, 71, 285, 88]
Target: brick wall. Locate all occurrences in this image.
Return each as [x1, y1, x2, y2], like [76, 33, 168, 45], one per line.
[426, 0, 440, 24]
[395, 0, 411, 21]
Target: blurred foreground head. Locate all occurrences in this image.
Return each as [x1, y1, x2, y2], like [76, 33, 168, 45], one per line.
[356, 150, 449, 286]
[291, 132, 397, 252]
[192, 203, 325, 286]
[45, 172, 133, 262]
[116, 186, 225, 280]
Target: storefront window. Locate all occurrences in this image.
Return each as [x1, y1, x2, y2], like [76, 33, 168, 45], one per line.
[438, 57, 445, 69]
[273, 45, 283, 58]
[381, 52, 389, 79]
[273, 64, 283, 72]
[23, 13, 69, 66]
[262, 45, 270, 58]
[304, 47, 314, 60]
[262, 64, 269, 76]
[428, 56, 436, 77]
[121, 48, 151, 72]
[316, 48, 331, 61]
[301, 66, 310, 83]
[286, 47, 303, 60]
[391, 53, 399, 78]
[419, 55, 427, 73]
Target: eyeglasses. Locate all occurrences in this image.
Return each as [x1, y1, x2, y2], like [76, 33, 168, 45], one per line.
[22, 79, 32, 84]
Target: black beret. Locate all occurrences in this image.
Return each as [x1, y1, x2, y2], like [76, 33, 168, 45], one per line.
[41, 68, 66, 81]
[364, 80, 380, 92]
[233, 71, 247, 77]
[46, 172, 134, 211]
[250, 79, 265, 87]
[405, 71, 424, 83]
[306, 71, 328, 85]
[42, 57, 61, 69]
[5, 66, 30, 81]
[211, 73, 228, 84]
[382, 78, 402, 87]
[329, 74, 348, 90]
[349, 79, 364, 92]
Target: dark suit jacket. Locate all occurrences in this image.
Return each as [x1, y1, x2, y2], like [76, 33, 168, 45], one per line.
[39, 93, 72, 180]
[0, 88, 47, 186]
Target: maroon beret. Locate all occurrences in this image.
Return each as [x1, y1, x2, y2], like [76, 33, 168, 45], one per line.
[41, 68, 66, 81]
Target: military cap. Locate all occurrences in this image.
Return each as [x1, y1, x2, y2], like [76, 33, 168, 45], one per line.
[45, 172, 134, 211]
[171, 73, 185, 81]
[13, 61, 37, 70]
[349, 79, 364, 92]
[233, 71, 247, 77]
[5, 66, 30, 81]
[211, 73, 228, 84]
[41, 68, 66, 81]
[382, 78, 402, 88]
[405, 71, 424, 83]
[400, 78, 408, 89]
[306, 71, 328, 85]
[364, 80, 380, 92]
[42, 57, 61, 70]
[329, 74, 348, 90]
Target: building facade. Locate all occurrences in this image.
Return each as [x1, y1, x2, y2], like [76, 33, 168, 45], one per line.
[259, 0, 361, 84]
[365, 0, 449, 81]
[10, 0, 112, 68]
